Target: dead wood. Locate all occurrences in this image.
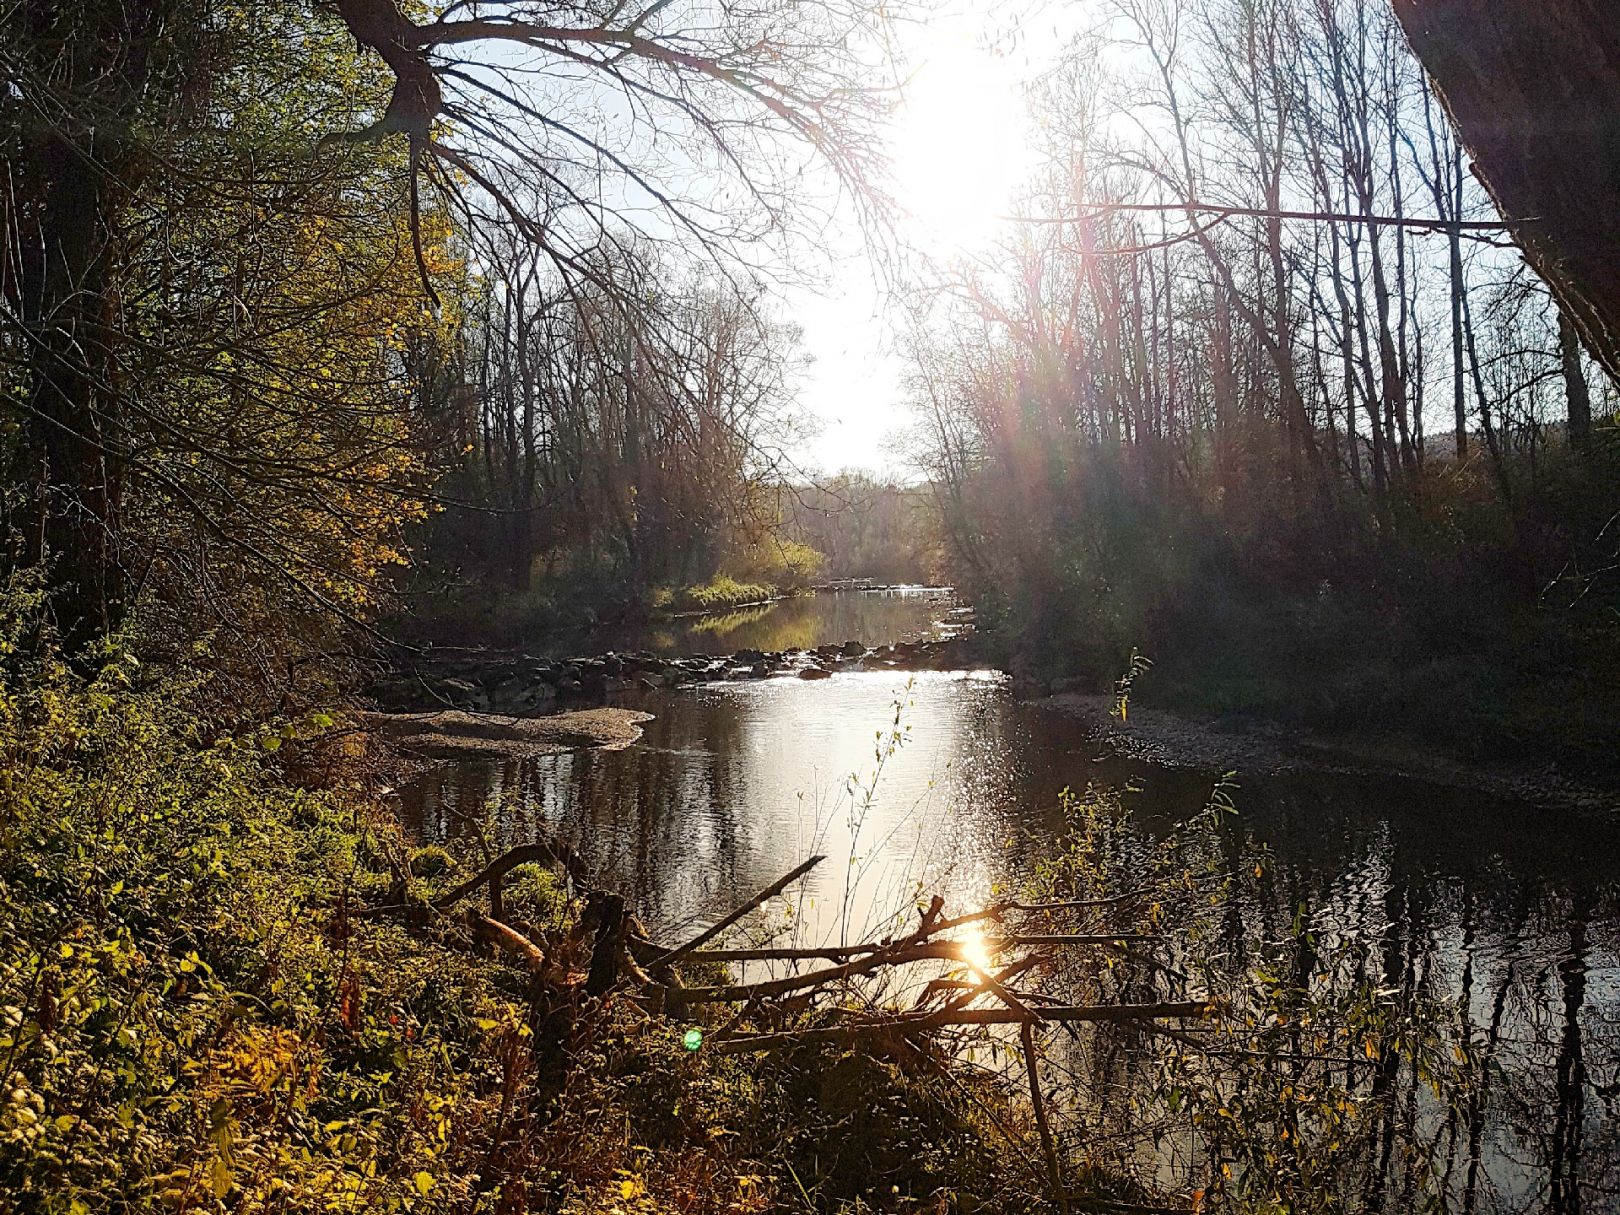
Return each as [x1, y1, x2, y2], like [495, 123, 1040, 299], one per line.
[649, 854, 825, 968]
[666, 940, 979, 1004]
[708, 1001, 1215, 1055]
[1022, 1018, 1069, 1215]
[357, 840, 587, 920]
[468, 911, 546, 973]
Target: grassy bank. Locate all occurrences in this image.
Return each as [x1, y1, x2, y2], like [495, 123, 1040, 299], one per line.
[394, 572, 792, 651]
[663, 575, 778, 614]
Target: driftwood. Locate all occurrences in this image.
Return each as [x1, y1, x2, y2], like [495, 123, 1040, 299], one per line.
[354, 837, 1204, 1215]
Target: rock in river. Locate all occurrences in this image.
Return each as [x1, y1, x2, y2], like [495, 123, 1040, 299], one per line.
[365, 707, 653, 760]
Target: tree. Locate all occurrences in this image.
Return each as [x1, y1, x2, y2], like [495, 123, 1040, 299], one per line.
[1, 0, 894, 653]
[1393, 0, 1620, 386]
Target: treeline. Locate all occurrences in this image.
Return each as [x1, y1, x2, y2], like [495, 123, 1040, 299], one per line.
[910, 0, 1620, 767]
[1, 0, 888, 679]
[403, 239, 824, 640]
[779, 473, 945, 586]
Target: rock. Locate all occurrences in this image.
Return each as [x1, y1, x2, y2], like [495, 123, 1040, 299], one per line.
[365, 707, 653, 759]
[750, 661, 769, 678]
[840, 640, 866, 657]
[638, 676, 661, 691]
[733, 648, 765, 663]
[521, 683, 558, 708]
[557, 677, 583, 695]
[798, 665, 833, 680]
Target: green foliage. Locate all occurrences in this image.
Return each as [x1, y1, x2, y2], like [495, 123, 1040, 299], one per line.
[408, 845, 459, 879]
[676, 576, 777, 613]
[0, 586, 513, 1210]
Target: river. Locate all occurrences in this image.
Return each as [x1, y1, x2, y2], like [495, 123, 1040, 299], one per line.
[399, 588, 1620, 1211]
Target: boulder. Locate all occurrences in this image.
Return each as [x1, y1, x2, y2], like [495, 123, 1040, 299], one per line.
[798, 665, 833, 680]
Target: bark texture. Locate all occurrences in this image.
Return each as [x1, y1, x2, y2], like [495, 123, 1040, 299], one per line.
[1394, 0, 1620, 384]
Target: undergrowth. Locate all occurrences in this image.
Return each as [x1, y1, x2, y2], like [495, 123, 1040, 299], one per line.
[0, 584, 1041, 1214]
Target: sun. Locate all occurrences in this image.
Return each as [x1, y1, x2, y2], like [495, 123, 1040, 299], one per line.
[890, 26, 1035, 254]
[958, 924, 997, 974]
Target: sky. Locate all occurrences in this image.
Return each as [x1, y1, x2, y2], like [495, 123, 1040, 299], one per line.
[787, 7, 1047, 478]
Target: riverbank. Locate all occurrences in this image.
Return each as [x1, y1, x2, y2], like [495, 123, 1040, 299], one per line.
[1035, 691, 1620, 813]
[0, 634, 1133, 1215]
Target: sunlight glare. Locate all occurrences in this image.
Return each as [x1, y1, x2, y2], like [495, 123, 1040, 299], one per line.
[891, 29, 1034, 253]
[959, 924, 996, 974]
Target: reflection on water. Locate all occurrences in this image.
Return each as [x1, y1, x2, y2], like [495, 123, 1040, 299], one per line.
[556, 586, 956, 657]
[399, 669, 1620, 1210]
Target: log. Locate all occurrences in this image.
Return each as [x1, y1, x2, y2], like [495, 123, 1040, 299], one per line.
[467, 912, 546, 973]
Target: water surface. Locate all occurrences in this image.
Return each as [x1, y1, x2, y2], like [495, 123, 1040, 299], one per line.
[400, 591, 1620, 1210]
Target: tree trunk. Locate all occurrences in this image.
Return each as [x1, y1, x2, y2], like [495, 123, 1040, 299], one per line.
[1559, 309, 1594, 451]
[1395, 0, 1620, 386]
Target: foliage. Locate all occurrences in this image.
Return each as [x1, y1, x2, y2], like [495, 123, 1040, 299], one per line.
[780, 475, 946, 586]
[0, 579, 1053, 1213]
[676, 576, 777, 614]
[906, 0, 1620, 774]
[1, 0, 463, 697]
[1017, 784, 1472, 1212]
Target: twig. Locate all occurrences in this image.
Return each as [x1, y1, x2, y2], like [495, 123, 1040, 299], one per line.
[709, 1001, 1214, 1054]
[1022, 1019, 1069, 1215]
[649, 855, 824, 968]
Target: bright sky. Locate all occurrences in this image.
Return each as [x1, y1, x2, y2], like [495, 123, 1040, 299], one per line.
[789, 8, 1045, 477]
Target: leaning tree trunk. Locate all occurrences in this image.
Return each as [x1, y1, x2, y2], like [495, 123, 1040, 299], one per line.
[1394, 0, 1620, 386]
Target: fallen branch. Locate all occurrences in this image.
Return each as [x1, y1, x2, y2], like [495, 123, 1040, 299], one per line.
[1022, 1018, 1069, 1215]
[357, 840, 586, 919]
[467, 912, 546, 973]
[709, 1001, 1214, 1054]
[670, 932, 1153, 965]
[667, 940, 977, 1004]
[649, 855, 824, 968]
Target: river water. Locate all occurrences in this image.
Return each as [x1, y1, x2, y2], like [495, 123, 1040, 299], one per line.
[399, 589, 1620, 1211]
